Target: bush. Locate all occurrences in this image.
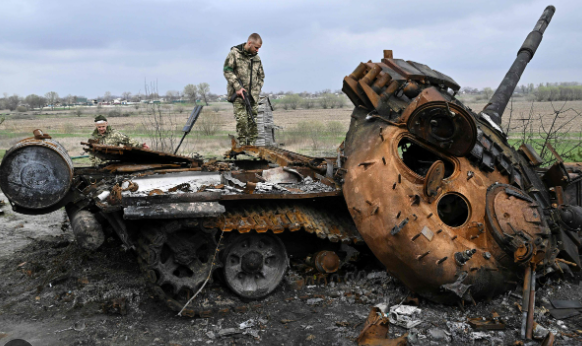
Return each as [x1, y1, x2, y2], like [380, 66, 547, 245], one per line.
[108, 109, 130, 117]
[334, 95, 346, 108]
[196, 110, 221, 136]
[10, 113, 36, 120]
[174, 104, 185, 114]
[280, 94, 302, 110]
[62, 122, 75, 134]
[326, 121, 345, 136]
[295, 120, 326, 149]
[319, 93, 336, 109]
[302, 98, 315, 109]
[16, 105, 28, 112]
[535, 85, 582, 101]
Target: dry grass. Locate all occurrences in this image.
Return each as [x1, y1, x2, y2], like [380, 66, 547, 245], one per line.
[1, 100, 581, 162]
[462, 99, 582, 135]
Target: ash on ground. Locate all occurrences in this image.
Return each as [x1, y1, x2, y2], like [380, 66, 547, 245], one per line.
[1, 194, 582, 345]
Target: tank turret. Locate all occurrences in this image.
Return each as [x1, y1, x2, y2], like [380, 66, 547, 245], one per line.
[340, 5, 580, 306]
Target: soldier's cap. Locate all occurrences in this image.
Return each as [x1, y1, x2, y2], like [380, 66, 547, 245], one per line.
[94, 115, 107, 124]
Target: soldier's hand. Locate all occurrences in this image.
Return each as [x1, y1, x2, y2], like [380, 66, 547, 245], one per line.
[142, 143, 150, 150]
[236, 88, 247, 99]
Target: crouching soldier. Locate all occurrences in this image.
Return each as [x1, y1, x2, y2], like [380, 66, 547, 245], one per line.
[89, 114, 149, 166]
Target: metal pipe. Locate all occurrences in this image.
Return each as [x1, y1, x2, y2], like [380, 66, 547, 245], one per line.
[526, 270, 537, 339]
[520, 265, 532, 339]
[482, 6, 555, 126]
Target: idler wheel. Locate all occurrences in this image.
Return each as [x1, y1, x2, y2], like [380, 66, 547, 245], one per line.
[222, 232, 288, 299]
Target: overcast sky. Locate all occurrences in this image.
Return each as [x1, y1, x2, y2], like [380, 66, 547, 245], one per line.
[0, 0, 580, 98]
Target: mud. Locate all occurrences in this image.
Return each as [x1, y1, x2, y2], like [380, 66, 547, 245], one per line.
[1, 192, 582, 345]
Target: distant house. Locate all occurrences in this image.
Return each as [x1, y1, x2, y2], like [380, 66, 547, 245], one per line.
[74, 97, 88, 105]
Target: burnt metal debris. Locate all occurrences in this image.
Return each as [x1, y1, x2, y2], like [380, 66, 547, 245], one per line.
[0, 5, 579, 335]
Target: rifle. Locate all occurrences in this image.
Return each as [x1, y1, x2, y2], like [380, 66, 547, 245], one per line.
[228, 78, 256, 127]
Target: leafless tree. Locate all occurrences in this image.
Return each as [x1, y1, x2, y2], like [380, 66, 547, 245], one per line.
[184, 84, 198, 104]
[506, 101, 582, 164]
[207, 92, 219, 102]
[141, 104, 182, 153]
[4, 94, 20, 111]
[144, 78, 159, 100]
[197, 83, 210, 106]
[44, 91, 59, 110]
[24, 94, 45, 110]
[104, 91, 112, 102]
[122, 91, 132, 102]
[64, 94, 75, 109]
[166, 90, 180, 102]
[132, 91, 143, 102]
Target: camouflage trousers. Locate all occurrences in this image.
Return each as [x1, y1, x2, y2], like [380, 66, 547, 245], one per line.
[232, 99, 258, 145]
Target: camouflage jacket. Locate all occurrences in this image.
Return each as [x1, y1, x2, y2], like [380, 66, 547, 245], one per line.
[89, 126, 142, 166]
[223, 43, 265, 103]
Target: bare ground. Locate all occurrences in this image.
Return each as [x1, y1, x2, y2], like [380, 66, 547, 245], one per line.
[1, 192, 582, 345]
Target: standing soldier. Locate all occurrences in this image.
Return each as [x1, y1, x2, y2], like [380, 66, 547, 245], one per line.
[223, 33, 265, 145]
[89, 115, 149, 166]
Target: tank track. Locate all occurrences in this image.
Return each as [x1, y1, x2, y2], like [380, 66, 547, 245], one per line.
[135, 199, 369, 317]
[203, 199, 364, 244]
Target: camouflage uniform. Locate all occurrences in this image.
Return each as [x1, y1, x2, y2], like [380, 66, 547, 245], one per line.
[89, 126, 143, 166]
[223, 43, 265, 145]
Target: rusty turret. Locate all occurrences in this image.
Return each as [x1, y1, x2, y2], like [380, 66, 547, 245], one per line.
[340, 5, 581, 305]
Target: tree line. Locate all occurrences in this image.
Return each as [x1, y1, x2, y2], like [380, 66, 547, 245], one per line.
[274, 91, 347, 110]
[0, 82, 218, 112]
[0, 92, 62, 112]
[461, 82, 582, 102]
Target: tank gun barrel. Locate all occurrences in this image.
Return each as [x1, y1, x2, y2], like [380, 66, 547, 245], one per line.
[483, 5, 555, 126]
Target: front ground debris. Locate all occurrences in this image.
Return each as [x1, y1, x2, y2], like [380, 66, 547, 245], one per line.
[2, 228, 582, 345]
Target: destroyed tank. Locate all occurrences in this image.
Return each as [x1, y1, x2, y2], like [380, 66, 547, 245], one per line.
[1, 5, 581, 321]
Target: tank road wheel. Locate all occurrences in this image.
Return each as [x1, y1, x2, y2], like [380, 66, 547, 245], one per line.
[154, 230, 217, 294]
[222, 232, 289, 299]
[137, 221, 221, 303]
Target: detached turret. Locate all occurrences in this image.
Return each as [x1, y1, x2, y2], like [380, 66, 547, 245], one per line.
[341, 4, 582, 310]
[482, 5, 555, 126]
